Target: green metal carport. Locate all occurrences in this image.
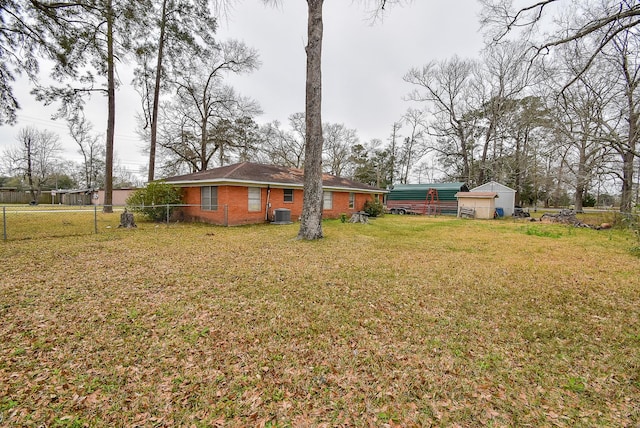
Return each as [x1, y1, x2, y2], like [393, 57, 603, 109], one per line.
[385, 182, 469, 215]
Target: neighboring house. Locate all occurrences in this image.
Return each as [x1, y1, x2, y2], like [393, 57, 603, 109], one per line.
[55, 189, 93, 205]
[92, 188, 137, 207]
[455, 192, 499, 219]
[471, 181, 516, 217]
[164, 162, 386, 226]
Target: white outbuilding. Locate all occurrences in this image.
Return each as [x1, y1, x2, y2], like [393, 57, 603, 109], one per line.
[471, 181, 516, 217]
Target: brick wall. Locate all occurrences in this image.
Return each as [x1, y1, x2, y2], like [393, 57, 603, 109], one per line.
[179, 185, 376, 226]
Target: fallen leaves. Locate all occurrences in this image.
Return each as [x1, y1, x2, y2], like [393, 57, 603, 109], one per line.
[0, 216, 639, 426]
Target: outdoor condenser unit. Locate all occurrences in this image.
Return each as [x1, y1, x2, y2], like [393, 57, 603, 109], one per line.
[272, 208, 292, 224]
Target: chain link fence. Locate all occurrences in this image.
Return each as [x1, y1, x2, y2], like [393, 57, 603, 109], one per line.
[0, 204, 236, 241]
[4, 203, 637, 242]
[1, 205, 114, 241]
[0, 204, 210, 241]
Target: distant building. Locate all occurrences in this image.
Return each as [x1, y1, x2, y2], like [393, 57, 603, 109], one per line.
[92, 188, 137, 207]
[471, 181, 516, 217]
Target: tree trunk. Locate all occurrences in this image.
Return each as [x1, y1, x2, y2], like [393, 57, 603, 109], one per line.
[297, 0, 324, 240]
[148, 0, 168, 183]
[478, 111, 496, 185]
[621, 150, 635, 213]
[514, 130, 522, 199]
[619, 43, 638, 213]
[620, 107, 638, 213]
[118, 208, 137, 228]
[457, 125, 471, 184]
[389, 122, 400, 185]
[103, 0, 115, 214]
[200, 113, 208, 171]
[574, 141, 587, 213]
[25, 135, 37, 203]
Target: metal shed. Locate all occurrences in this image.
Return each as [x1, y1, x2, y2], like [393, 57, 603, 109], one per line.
[386, 182, 469, 215]
[471, 181, 516, 217]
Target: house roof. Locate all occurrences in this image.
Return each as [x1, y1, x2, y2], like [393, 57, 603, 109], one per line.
[163, 162, 385, 193]
[455, 192, 499, 199]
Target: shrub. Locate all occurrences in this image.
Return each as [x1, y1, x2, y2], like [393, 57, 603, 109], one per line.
[363, 199, 384, 217]
[582, 193, 596, 207]
[126, 181, 183, 222]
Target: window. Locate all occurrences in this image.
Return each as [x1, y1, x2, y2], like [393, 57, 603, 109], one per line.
[349, 192, 355, 209]
[283, 188, 294, 203]
[323, 191, 333, 210]
[248, 187, 261, 212]
[201, 186, 218, 211]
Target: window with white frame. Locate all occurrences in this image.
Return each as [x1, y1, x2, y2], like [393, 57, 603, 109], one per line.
[349, 192, 355, 209]
[283, 188, 294, 203]
[323, 191, 333, 210]
[201, 186, 218, 211]
[248, 187, 262, 212]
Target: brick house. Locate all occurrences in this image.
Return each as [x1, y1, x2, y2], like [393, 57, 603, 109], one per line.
[164, 162, 386, 226]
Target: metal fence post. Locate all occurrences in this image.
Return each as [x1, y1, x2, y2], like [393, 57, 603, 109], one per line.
[94, 204, 98, 234]
[166, 204, 170, 224]
[3, 207, 6, 241]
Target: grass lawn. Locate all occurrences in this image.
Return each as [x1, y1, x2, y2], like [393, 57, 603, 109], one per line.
[1, 214, 639, 427]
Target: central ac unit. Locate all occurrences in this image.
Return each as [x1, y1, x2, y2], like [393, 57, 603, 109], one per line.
[272, 208, 292, 224]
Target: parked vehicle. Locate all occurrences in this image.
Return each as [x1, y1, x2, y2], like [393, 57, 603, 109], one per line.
[513, 205, 531, 218]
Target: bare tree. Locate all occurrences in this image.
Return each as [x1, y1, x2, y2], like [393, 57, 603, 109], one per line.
[404, 56, 478, 183]
[388, 121, 402, 184]
[157, 40, 260, 173]
[472, 41, 533, 184]
[259, 116, 307, 168]
[602, 29, 640, 213]
[397, 108, 428, 183]
[68, 115, 105, 189]
[553, 76, 615, 212]
[482, 0, 640, 211]
[322, 123, 359, 176]
[3, 127, 62, 203]
[480, 0, 640, 90]
[158, 87, 260, 173]
[502, 95, 554, 204]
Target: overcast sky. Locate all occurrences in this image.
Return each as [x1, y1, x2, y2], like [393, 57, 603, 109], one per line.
[0, 0, 485, 181]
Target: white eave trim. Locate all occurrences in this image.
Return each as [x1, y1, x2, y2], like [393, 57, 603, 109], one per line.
[168, 178, 386, 194]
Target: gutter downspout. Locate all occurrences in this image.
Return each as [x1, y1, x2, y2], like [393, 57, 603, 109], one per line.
[265, 185, 271, 221]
